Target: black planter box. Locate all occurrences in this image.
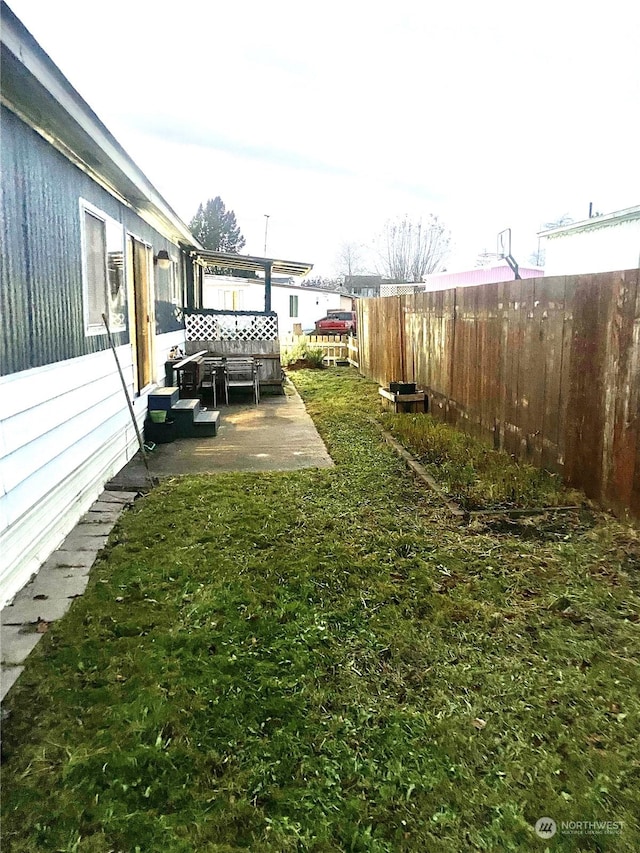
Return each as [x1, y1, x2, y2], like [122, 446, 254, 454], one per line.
[390, 381, 417, 395]
[144, 418, 177, 444]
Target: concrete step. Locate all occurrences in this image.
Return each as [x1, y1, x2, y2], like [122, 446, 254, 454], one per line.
[169, 398, 213, 437]
[193, 410, 220, 437]
[148, 387, 179, 411]
[170, 398, 201, 418]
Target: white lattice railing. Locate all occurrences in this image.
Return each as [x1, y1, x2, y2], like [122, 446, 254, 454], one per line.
[186, 312, 279, 342]
[380, 284, 425, 297]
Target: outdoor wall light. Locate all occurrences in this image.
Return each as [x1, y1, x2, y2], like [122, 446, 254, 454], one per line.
[154, 249, 171, 270]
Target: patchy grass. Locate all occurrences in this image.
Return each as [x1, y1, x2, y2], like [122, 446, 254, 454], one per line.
[381, 411, 579, 510]
[2, 368, 639, 852]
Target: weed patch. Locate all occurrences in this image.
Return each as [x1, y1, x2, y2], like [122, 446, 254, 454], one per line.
[281, 341, 325, 369]
[381, 411, 580, 510]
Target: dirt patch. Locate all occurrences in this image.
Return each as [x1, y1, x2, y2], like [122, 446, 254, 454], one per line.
[285, 359, 326, 371]
[475, 508, 597, 541]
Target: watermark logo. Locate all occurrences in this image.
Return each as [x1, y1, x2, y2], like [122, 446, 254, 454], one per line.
[534, 817, 623, 839]
[535, 818, 557, 839]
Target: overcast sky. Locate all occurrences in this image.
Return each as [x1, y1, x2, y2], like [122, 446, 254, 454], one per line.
[6, 0, 640, 276]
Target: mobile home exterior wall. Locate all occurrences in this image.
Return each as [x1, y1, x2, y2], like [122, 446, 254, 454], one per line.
[539, 206, 640, 276]
[0, 5, 199, 606]
[0, 105, 193, 605]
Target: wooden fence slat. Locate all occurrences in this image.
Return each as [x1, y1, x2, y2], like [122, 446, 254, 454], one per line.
[606, 269, 640, 511]
[356, 269, 640, 519]
[537, 275, 567, 473]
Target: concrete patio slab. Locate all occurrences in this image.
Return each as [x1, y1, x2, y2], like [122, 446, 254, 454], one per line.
[29, 568, 91, 599]
[59, 529, 111, 551]
[1, 626, 44, 665]
[80, 507, 123, 523]
[1, 595, 76, 625]
[1, 667, 24, 702]
[108, 386, 333, 488]
[40, 551, 99, 571]
[97, 490, 140, 504]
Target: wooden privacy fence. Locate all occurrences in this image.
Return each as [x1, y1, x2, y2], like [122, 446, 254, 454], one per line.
[281, 334, 359, 367]
[357, 269, 640, 518]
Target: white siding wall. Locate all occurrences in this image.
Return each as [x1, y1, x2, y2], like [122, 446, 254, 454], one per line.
[0, 329, 185, 607]
[544, 219, 640, 275]
[154, 329, 186, 383]
[271, 288, 348, 334]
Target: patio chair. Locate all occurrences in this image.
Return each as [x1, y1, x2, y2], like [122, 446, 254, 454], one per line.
[200, 357, 226, 407]
[224, 358, 260, 405]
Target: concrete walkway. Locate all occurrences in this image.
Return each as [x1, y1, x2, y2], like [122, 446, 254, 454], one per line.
[108, 385, 333, 489]
[1, 491, 137, 702]
[0, 384, 331, 703]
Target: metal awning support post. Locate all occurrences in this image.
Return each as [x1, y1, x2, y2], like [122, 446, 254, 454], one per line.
[264, 261, 272, 312]
[185, 255, 196, 309]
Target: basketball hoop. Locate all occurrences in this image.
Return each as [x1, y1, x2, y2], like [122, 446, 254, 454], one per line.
[497, 228, 511, 259]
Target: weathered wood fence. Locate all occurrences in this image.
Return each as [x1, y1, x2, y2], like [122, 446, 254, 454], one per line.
[357, 269, 640, 518]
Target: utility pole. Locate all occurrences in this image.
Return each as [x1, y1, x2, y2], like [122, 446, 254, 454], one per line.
[264, 214, 270, 256]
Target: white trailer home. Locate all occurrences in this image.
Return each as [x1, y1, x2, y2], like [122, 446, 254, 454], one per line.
[539, 205, 640, 276]
[203, 275, 352, 335]
[0, 4, 203, 605]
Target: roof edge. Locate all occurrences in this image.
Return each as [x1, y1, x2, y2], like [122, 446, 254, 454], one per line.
[0, 1, 200, 249]
[197, 249, 313, 277]
[538, 205, 640, 238]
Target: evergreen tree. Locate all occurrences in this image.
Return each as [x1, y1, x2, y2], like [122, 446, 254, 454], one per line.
[189, 197, 246, 253]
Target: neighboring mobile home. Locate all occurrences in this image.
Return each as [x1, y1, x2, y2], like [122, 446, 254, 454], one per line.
[538, 205, 640, 275]
[203, 275, 352, 335]
[0, 4, 203, 605]
[421, 260, 544, 292]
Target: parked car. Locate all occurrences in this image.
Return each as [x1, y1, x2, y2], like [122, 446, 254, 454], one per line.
[314, 310, 357, 335]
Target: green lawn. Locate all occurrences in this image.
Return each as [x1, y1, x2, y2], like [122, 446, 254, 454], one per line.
[2, 369, 639, 852]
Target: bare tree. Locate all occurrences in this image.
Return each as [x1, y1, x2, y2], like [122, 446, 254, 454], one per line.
[336, 241, 363, 278]
[376, 215, 450, 282]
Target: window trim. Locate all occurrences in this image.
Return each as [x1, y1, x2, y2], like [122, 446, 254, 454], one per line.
[79, 198, 126, 336]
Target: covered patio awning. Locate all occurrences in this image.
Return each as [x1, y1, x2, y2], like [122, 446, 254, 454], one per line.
[195, 250, 313, 277]
[194, 250, 313, 311]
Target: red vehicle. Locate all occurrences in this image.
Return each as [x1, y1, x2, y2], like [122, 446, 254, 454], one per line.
[314, 310, 357, 335]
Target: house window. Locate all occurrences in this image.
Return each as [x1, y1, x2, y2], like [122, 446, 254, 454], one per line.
[155, 255, 180, 305]
[170, 261, 181, 305]
[223, 290, 243, 310]
[289, 294, 299, 318]
[80, 199, 125, 335]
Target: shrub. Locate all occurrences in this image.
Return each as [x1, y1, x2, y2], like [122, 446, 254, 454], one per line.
[282, 341, 325, 369]
[303, 346, 325, 368]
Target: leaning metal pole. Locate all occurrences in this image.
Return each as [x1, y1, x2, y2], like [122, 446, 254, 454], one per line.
[102, 313, 155, 486]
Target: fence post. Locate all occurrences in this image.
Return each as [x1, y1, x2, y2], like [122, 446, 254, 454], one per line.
[399, 296, 406, 381]
[449, 287, 458, 401]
